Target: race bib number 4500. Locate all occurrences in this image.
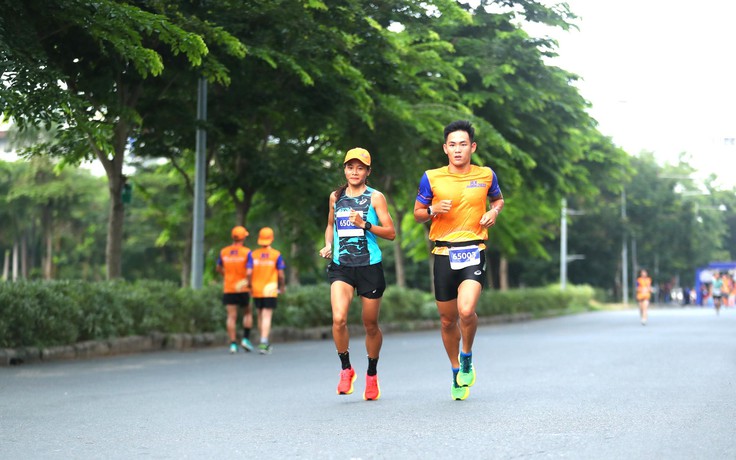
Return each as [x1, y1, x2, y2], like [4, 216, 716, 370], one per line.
[336, 209, 365, 237]
[449, 245, 481, 270]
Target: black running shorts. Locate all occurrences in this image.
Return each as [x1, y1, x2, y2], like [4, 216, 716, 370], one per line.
[222, 292, 250, 306]
[433, 252, 486, 302]
[327, 262, 386, 299]
[253, 297, 278, 309]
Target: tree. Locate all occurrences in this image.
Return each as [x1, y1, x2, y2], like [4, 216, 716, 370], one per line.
[1, 0, 245, 279]
[133, 0, 471, 285]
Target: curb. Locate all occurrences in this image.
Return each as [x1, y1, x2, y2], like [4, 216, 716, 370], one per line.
[0, 313, 533, 367]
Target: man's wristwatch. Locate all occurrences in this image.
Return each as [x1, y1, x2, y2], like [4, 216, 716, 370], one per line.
[364, 221, 372, 231]
[427, 206, 433, 216]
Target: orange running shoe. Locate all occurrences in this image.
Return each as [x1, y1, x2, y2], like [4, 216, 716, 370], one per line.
[363, 374, 381, 401]
[337, 367, 356, 395]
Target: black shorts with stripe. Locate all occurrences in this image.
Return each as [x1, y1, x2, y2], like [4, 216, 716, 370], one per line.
[433, 252, 486, 302]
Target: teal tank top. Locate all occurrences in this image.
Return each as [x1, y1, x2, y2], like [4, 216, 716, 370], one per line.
[332, 186, 382, 266]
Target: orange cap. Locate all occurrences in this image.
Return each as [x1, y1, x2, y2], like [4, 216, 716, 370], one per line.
[231, 226, 248, 240]
[343, 148, 371, 166]
[258, 227, 274, 246]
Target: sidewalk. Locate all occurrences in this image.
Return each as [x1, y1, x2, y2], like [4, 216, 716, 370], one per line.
[0, 313, 532, 366]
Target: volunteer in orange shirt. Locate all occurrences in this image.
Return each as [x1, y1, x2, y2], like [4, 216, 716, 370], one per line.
[414, 120, 504, 400]
[216, 226, 255, 354]
[249, 227, 286, 355]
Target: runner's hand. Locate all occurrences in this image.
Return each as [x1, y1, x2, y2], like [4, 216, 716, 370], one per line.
[479, 208, 498, 228]
[433, 199, 452, 215]
[349, 209, 364, 226]
[319, 245, 332, 259]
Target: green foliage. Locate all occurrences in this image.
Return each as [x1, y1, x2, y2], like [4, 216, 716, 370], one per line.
[3, 0, 733, 296]
[478, 284, 595, 317]
[0, 282, 79, 347]
[277, 284, 334, 328]
[378, 286, 436, 323]
[0, 280, 221, 348]
[0, 281, 595, 349]
[275, 284, 437, 328]
[53, 281, 134, 340]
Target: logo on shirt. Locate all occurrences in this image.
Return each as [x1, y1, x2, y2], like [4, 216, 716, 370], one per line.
[466, 180, 487, 189]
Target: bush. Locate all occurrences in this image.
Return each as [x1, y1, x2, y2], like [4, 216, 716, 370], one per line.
[380, 286, 435, 323]
[169, 284, 223, 333]
[478, 284, 596, 317]
[277, 284, 333, 328]
[0, 280, 596, 349]
[0, 282, 79, 347]
[54, 280, 134, 341]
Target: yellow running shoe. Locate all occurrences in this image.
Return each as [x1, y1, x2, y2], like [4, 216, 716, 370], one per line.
[452, 374, 470, 400]
[457, 353, 476, 387]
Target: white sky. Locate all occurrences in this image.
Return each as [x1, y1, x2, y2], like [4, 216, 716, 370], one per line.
[535, 0, 736, 189]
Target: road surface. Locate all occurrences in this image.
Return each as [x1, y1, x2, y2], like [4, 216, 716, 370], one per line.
[1, 307, 734, 459]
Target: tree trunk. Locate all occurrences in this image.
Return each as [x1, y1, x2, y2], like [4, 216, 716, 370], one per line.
[288, 242, 301, 286]
[233, 188, 255, 228]
[12, 240, 19, 281]
[393, 209, 406, 288]
[91, 81, 141, 280]
[44, 232, 53, 280]
[106, 174, 125, 279]
[93, 119, 129, 280]
[499, 255, 509, 291]
[20, 233, 27, 279]
[181, 228, 192, 288]
[42, 205, 53, 280]
[2, 249, 9, 281]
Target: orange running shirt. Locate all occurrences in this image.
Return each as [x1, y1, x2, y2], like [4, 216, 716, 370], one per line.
[217, 244, 252, 293]
[416, 165, 502, 255]
[248, 247, 286, 298]
[636, 276, 652, 301]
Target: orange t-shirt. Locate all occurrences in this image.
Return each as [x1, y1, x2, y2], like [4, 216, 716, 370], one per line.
[249, 247, 285, 298]
[217, 244, 252, 293]
[416, 165, 502, 255]
[636, 276, 652, 301]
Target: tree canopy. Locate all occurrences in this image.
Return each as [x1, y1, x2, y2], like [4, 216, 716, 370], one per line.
[2, 0, 733, 297]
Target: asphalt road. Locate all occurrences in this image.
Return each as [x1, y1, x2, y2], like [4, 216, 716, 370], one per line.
[1, 307, 734, 459]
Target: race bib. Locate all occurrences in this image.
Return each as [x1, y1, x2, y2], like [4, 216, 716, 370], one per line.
[449, 245, 481, 270]
[336, 209, 365, 237]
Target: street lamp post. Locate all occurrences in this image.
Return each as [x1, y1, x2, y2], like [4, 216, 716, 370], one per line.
[190, 77, 207, 289]
[621, 188, 628, 305]
[560, 198, 568, 290]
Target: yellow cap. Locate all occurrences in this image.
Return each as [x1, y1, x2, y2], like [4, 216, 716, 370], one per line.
[343, 148, 371, 166]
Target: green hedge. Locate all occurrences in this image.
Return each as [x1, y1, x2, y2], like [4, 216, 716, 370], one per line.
[0, 281, 595, 349]
[478, 284, 597, 316]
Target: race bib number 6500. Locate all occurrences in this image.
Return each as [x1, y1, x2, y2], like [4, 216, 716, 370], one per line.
[335, 209, 365, 237]
[448, 246, 481, 270]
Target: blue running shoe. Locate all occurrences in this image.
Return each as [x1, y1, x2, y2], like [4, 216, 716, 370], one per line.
[241, 338, 254, 352]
